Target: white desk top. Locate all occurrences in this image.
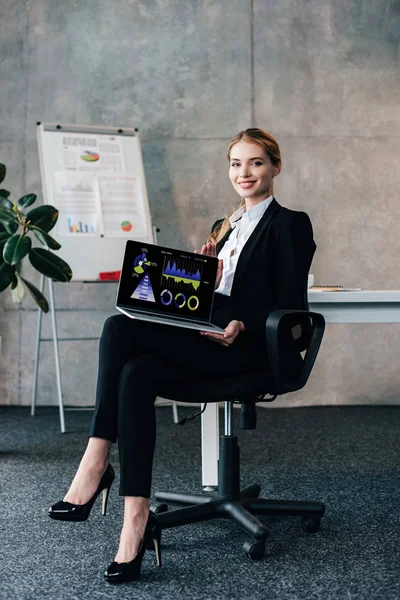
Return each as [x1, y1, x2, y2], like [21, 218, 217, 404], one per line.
[308, 290, 400, 303]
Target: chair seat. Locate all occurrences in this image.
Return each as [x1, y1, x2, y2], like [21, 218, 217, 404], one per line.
[156, 364, 273, 405]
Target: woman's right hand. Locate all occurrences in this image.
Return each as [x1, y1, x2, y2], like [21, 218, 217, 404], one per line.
[199, 242, 217, 257]
[195, 243, 223, 290]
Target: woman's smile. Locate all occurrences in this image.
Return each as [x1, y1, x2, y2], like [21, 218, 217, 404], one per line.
[238, 181, 256, 188]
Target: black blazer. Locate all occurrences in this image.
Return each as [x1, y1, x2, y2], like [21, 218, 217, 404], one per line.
[212, 198, 316, 348]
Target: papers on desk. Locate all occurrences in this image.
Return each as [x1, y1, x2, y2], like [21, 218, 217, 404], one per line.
[310, 286, 362, 292]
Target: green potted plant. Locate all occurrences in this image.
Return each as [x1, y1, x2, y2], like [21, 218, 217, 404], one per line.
[0, 162, 72, 312]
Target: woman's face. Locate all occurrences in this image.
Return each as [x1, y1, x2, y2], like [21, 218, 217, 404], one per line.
[228, 141, 280, 204]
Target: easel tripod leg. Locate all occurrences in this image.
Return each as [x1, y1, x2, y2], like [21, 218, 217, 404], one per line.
[48, 278, 65, 434]
[31, 274, 45, 416]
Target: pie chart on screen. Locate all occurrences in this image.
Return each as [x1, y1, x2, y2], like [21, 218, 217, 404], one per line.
[121, 220, 133, 232]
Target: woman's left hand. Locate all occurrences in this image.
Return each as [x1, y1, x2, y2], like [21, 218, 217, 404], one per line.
[200, 320, 245, 346]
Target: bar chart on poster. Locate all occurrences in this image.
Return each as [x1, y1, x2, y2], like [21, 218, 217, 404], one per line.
[36, 123, 154, 280]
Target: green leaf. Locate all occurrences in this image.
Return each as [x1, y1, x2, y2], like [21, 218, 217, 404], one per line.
[0, 205, 18, 224]
[29, 247, 72, 282]
[33, 228, 61, 250]
[26, 205, 58, 233]
[0, 164, 6, 185]
[12, 271, 18, 287]
[3, 234, 32, 265]
[0, 230, 11, 242]
[10, 275, 25, 302]
[5, 221, 19, 234]
[10, 273, 19, 289]
[20, 276, 49, 313]
[0, 261, 15, 292]
[0, 195, 13, 209]
[0, 189, 10, 198]
[17, 193, 37, 210]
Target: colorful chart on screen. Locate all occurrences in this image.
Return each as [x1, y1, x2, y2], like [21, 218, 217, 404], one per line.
[161, 256, 202, 291]
[118, 241, 218, 321]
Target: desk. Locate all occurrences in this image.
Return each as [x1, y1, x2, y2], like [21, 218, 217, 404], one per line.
[201, 290, 400, 487]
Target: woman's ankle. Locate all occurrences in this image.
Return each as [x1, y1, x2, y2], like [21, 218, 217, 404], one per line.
[82, 438, 111, 469]
[123, 497, 149, 521]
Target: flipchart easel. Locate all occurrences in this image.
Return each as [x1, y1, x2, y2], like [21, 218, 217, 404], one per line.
[31, 123, 178, 432]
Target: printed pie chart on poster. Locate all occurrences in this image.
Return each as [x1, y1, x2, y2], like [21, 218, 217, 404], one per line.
[80, 150, 100, 162]
[121, 220, 133, 232]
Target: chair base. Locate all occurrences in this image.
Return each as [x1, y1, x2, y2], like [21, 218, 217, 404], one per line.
[155, 486, 325, 559]
[155, 432, 325, 559]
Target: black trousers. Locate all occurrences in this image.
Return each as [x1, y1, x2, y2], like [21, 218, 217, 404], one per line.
[89, 296, 267, 497]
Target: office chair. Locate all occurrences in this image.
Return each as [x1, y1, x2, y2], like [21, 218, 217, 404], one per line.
[153, 309, 326, 560]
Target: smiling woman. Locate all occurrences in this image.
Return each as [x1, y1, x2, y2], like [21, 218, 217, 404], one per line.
[208, 128, 282, 246]
[48, 127, 316, 586]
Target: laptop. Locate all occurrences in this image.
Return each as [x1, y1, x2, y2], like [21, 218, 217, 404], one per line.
[116, 240, 225, 333]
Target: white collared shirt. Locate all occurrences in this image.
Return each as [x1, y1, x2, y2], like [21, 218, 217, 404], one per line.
[215, 196, 273, 296]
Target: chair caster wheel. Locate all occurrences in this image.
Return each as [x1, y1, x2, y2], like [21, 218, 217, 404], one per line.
[155, 503, 169, 515]
[243, 540, 265, 561]
[301, 516, 321, 533]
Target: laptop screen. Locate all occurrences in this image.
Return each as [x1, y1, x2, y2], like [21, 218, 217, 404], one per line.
[117, 240, 218, 321]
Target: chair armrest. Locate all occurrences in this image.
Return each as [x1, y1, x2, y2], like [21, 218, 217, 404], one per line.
[265, 309, 325, 395]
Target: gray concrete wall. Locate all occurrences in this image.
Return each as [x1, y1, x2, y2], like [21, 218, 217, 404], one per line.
[1, 0, 399, 407]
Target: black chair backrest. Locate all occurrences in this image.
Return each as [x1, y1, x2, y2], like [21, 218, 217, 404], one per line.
[292, 279, 314, 352]
[266, 310, 325, 396]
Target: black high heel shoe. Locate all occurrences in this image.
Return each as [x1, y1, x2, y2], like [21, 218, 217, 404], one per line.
[104, 511, 162, 584]
[48, 464, 115, 522]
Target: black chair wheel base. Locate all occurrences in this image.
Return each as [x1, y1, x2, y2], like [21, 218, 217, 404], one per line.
[155, 503, 169, 515]
[243, 540, 266, 561]
[301, 516, 321, 533]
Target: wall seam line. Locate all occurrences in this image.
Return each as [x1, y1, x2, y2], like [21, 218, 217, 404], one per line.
[19, 0, 31, 406]
[250, 0, 255, 126]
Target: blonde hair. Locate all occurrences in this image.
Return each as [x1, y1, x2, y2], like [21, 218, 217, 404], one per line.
[207, 128, 282, 245]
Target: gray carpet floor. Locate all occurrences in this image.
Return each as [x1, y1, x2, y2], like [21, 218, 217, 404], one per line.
[1, 404, 400, 600]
